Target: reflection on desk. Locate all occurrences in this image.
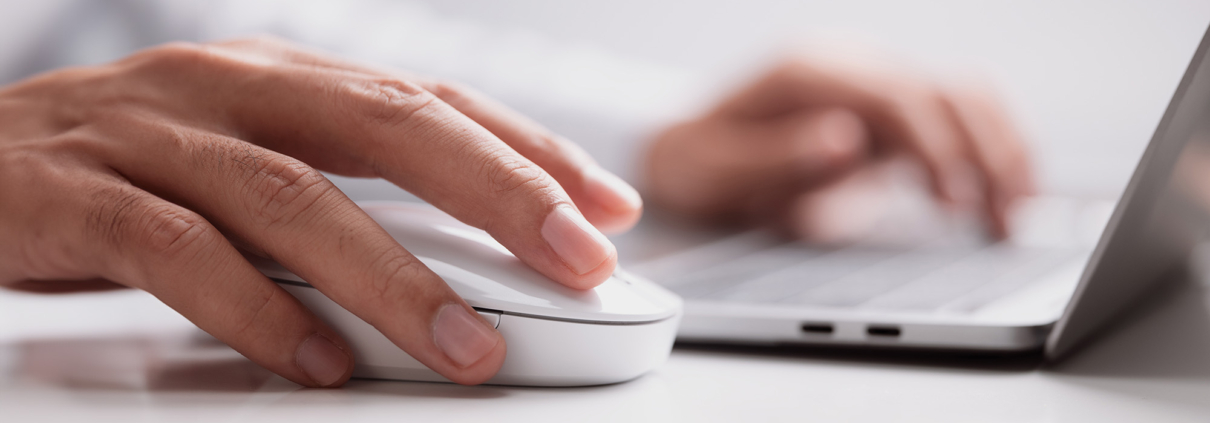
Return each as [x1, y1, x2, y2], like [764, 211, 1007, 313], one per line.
[3, 272, 1210, 422]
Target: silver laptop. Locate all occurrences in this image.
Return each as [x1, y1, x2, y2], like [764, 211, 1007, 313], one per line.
[617, 25, 1210, 360]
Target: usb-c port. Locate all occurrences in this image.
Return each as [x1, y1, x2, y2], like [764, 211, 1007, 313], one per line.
[867, 325, 901, 337]
[801, 323, 834, 334]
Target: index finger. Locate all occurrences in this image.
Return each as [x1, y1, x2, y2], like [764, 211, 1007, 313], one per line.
[213, 37, 643, 234]
[125, 42, 619, 290]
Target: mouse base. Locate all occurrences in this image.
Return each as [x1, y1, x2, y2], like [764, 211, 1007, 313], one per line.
[281, 283, 680, 387]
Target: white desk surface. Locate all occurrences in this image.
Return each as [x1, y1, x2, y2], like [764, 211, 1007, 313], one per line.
[4, 270, 1210, 423]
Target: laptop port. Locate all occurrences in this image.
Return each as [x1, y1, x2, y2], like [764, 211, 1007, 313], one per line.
[866, 325, 901, 337]
[800, 323, 834, 334]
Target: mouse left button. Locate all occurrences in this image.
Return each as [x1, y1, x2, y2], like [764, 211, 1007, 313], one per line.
[475, 308, 502, 329]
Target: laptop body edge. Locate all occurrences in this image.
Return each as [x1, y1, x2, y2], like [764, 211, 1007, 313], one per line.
[1043, 22, 1210, 362]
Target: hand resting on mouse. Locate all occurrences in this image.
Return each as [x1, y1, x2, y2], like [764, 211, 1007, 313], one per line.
[0, 37, 642, 387]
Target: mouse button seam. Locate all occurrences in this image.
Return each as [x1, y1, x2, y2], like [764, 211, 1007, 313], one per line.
[499, 310, 677, 326]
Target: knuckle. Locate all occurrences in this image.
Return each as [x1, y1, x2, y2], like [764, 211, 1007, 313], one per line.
[133, 42, 213, 68]
[346, 78, 443, 129]
[124, 41, 257, 77]
[245, 154, 336, 227]
[366, 249, 426, 305]
[138, 204, 214, 259]
[218, 34, 291, 50]
[87, 187, 214, 260]
[151, 122, 196, 156]
[34, 134, 108, 167]
[479, 153, 557, 202]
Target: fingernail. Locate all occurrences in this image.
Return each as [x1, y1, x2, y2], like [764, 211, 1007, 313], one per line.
[583, 166, 643, 213]
[434, 304, 500, 368]
[541, 204, 615, 275]
[296, 333, 350, 387]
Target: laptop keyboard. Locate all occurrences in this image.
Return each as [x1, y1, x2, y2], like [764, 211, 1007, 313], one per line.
[625, 197, 1112, 315]
[663, 241, 1085, 313]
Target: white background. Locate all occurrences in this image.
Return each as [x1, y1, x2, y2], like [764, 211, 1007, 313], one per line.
[417, 0, 1210, 198]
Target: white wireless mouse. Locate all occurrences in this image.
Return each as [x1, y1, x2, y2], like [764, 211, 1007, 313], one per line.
[252, 201, 682, 387]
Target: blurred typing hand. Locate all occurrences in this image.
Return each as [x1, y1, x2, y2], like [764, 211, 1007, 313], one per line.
[645, 52, 1035, 242]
